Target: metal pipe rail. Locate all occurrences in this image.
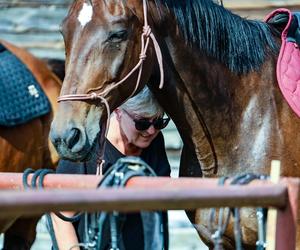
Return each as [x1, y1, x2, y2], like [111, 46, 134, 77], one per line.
[0, 173, 287, 190]
[0, 184, 287, 217]
[0, 173, 291, 217]
[0, 173, 299, 249]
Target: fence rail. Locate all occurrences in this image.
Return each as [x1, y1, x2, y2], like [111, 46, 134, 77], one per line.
[0, 173, 299, 249]
[0, 185, 286, 215]
[0, 174, 294, 215]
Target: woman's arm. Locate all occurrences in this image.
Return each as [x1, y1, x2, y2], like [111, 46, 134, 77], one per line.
[52, 160, 86, 249]
[51, 212, 80, 250]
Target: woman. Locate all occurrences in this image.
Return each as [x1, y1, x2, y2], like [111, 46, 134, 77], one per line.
[51, 86, 171, 250]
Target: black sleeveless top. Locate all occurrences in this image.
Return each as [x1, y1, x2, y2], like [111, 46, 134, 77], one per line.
[56, 132, 170, 250]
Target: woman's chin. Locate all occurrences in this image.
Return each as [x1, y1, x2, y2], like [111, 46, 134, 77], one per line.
[135, 137, 153, 148]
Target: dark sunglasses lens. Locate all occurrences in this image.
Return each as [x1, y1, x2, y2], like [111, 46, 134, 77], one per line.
[134, 117, 170, 131]
[135, 120, 151, 131]
[154, 118, 170, 130]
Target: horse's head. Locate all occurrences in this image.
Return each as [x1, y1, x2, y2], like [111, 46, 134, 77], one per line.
[50, 0, 157, 161]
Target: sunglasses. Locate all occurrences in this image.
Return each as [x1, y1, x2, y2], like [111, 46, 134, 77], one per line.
[123, 109, 170, 131]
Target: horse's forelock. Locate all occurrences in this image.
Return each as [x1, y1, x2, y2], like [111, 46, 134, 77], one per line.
[102, 0, 127, 16]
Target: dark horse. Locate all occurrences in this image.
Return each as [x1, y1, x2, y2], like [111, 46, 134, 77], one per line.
[50, 0, 300, 248]
[0, 40, 61, 249]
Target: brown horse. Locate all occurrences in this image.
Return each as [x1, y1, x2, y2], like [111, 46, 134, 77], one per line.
[50, 0, 300, 248]
[0, 40, 61, 249]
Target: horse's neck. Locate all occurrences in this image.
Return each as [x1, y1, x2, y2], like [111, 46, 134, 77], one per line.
[148, 2, 300, 177]
[150, 55, 219, 177]
[160, 33, 287, 176]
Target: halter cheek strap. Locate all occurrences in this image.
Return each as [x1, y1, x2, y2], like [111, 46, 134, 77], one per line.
[57, 0, 164, 175]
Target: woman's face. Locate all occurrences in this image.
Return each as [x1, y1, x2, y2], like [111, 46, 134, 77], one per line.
[119, 109, 161, 149]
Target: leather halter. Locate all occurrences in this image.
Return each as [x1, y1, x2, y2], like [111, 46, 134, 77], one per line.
[57, 0, 164, 175]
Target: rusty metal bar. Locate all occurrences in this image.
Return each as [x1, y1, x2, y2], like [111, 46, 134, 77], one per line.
[0, 173, 286, 190]
[0, 173, 102, 190]
[275, 178, 300, 250]
[0, 185, 287, 217]
[0, 174, 288, 217]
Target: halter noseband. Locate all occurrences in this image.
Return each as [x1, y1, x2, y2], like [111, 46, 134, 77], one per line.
[57, 0, 164, 175]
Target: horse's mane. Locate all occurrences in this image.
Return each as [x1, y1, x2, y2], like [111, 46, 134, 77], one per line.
[154, 0, 279, 74]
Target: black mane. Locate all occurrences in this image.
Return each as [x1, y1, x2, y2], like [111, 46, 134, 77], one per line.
[155, 0, 279, 74]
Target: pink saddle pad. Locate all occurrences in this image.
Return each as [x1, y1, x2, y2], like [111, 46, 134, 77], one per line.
[265, 9, 300, 118]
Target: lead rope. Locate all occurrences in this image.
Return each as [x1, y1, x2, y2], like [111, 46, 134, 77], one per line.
[57, 0, 164, 171]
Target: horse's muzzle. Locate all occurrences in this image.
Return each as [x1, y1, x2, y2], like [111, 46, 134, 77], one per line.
[50, 123, 92, 161]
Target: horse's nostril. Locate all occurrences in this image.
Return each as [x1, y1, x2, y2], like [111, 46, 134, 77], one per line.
[66, 128, 81, 150]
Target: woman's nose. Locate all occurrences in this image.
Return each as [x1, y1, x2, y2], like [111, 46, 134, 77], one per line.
[146, 125, 156, 134]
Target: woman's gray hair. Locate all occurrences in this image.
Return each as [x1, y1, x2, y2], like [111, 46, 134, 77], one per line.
[120, 86, 164, 117]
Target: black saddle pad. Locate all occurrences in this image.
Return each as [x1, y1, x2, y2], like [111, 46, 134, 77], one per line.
[267, 12, 300, 47]
[288, 12, 300, 46]
[0, 43, 51, 126]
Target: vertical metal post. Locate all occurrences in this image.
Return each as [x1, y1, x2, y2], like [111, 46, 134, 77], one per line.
[275, 178, 300, 250]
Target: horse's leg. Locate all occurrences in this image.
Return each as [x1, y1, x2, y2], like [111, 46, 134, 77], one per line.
[3, 217, 41, 250]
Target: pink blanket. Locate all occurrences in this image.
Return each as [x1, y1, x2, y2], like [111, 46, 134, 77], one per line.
[265, 9, 300, 118]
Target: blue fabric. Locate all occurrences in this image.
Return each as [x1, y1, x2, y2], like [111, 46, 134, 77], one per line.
[287, 12, 300, 46]
[0, 44, 51, 126]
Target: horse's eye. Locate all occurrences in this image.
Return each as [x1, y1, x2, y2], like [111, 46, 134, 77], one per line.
[107, 30, 128, 43]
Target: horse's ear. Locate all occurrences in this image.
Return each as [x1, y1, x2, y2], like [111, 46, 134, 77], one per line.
[104, 0, 126, 16]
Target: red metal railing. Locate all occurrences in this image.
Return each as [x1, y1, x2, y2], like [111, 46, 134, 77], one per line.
[0, 173, 298, 249]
